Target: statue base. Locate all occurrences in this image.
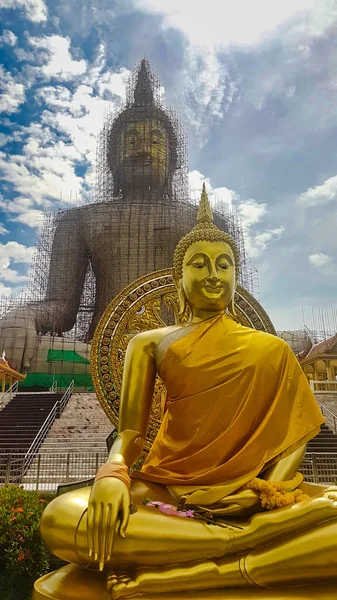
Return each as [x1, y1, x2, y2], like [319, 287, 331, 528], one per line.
[32, 564, 337, 600]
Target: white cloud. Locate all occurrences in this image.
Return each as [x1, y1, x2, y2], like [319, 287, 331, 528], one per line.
[189, 170, 235, 210]
[308, 253, 333, 268]
[0, 241, 35, 292]
[15, 209, 45, 228]
[188, 170, 284, 259]
[0, 268, 27, 283]
[238, 199, 267, 228]
[171, 47, 240, 143]
[0, 134, 9, 147]
[252, 227, 285, 257]
[0, 30, 17, 46]
[0, 223, 9, 235]
[0, 0, 47, 23]
[29, 35, 87, 81]
[0, 66, 25, 114]
[0, 195, 44, 229]
[0, 241, 35, 268]
[0, 141, 83, 207]
[298, 174, 337, 207]
[0, 43, 129, 227]
[237, 200, 285, 257]
[135, 0, 333, 48]
[0, 282, 12, 297]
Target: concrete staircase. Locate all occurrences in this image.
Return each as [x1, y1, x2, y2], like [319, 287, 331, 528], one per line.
[306, 422, 337, 453]
[305, 393, 337, 454]
[36, 393, 113, 453]
[314, 392, 337, 417]
[0, 392, 64, 453]
[22, 393, 112, 488]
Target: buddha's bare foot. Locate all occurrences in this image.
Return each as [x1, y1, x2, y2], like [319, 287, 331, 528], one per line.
[106, 560, 222, 598]
[106, 570, 137, 599]
[323, 486, 337, 501]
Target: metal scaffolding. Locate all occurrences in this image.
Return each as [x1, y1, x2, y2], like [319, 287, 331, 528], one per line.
[0, 59, 259, 379]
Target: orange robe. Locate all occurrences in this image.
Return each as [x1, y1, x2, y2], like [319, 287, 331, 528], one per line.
[133, 314, 323, 489]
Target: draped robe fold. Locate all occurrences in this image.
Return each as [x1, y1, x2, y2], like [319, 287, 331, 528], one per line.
[132, 314, 323, 504]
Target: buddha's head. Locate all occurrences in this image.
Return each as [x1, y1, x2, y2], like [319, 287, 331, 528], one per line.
[107, 59, 178, 196]
[173, 184, 239, 320]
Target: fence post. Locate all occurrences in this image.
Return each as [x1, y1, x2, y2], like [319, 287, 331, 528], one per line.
[65, 453, 70, 482]
[5, 454, 12, 485]
[36, 454, 41, 491]
[312, 454, 319, 483]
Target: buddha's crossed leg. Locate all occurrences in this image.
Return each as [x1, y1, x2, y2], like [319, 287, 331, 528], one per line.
[108, 519, 337, 598]
[40, 481, 337, 595]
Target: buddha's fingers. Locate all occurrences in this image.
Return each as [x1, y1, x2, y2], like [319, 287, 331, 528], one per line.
[98, 503, 109, 571]
[106, 503, 121, 562]
[87, 502, 95, 558]
[119, 491, 130, 537]
[93, 503, 101, 561]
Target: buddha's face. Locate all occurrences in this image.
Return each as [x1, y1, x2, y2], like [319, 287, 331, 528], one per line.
[116, 119, 170, 190]
[180, 240, 236, 314]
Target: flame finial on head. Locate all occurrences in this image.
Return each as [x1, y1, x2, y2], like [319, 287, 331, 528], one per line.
[196, 183, 213, 227]
[134, 58, 154, 106]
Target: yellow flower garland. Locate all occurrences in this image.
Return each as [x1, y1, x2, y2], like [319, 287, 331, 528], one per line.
[243, 472, 309, 510]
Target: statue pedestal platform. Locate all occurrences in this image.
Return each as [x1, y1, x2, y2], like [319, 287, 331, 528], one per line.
[32, 564, 337, 600]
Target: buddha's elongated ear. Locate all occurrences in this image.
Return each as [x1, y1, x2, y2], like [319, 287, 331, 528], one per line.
[172, 268, 188, 318]
[228, 294, 237, 319]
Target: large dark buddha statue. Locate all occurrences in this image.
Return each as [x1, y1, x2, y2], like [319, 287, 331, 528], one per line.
[0, 60, 212, 371]
[33, 188, 337, 600]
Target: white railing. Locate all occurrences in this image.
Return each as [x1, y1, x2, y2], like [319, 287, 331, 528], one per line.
[301, 453, 337, 484]
[0, 380, 18, 412]
[318, 402, 337, 435]
[0, 450, 336, 491]
[0, 451, 107, 490]
[310, 380, 337, 393]
[49, 381, 58, 392]
[23, 380, 75, 470]
[57, 379, 74, 416]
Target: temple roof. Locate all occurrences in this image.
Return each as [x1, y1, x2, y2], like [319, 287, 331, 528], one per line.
[300, 332, 337, 362]
[0, 359, 26, 381]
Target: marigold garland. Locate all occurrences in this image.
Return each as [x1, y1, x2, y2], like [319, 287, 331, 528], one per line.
[243, 472, 309, 510]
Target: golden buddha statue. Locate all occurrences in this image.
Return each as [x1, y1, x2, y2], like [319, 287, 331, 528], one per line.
[33, 185, 337, 600]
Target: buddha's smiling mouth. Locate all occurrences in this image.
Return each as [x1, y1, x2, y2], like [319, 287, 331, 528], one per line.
[203, 284, 222, 293]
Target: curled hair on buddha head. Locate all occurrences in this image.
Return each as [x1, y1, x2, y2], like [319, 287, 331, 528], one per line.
[173, 183, 239, 318]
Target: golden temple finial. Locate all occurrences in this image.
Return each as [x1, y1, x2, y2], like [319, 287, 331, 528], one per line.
[196, 183, 213, 227]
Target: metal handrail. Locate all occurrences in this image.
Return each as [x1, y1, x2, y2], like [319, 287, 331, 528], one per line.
[49, 381, 58, 392]
[24, 379, 74, 469]
[0, 380, 18, 411]
[58, 379, 74, 415]
[319, 402, 337, 435]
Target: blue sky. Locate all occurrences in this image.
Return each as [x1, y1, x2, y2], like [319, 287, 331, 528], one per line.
[0, 0, 336, 331]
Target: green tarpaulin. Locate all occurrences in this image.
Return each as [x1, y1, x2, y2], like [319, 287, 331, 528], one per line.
[47, 350, 90, 364]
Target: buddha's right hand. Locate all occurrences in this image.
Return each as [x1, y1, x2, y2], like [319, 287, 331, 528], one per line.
[87, 477, 131, 570]
[0, 307, 37, 370]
